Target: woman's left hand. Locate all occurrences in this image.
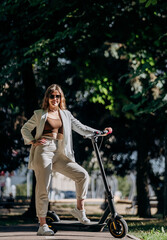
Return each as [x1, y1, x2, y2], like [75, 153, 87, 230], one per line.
[103, 127, 113, 136]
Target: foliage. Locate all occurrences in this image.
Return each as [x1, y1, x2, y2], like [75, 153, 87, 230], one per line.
[117, 176, 131, 198]
[16, 183, 32, 196]
[139, 0, 158, 8]
[0, 109, 28, 172]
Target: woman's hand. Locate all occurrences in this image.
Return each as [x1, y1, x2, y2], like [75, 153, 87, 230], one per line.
[31, 138, 47, 147]
[103, 127, 113, 136]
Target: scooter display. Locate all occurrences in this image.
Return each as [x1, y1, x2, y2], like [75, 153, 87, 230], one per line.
[46, 130, 128, 238]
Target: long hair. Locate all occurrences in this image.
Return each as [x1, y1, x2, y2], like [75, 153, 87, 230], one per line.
[42, 84, 66, 110]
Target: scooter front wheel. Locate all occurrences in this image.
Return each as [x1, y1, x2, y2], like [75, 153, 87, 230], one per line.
[108, 218, 128, 238]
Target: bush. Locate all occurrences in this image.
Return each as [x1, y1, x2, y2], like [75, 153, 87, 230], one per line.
[16, 183, 32, 197]
[117, 176, 131, 198]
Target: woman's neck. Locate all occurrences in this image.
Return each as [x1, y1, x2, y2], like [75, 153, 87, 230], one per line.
[48, 106, 59, 112]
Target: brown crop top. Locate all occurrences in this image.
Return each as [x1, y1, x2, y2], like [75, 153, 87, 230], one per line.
[43, 117, 63, 138]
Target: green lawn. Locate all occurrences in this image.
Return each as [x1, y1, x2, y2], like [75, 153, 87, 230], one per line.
[127, 218, 167, 240]
[0, 214, 37, 226]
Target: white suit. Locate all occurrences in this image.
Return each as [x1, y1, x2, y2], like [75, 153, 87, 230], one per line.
[21, 109, 98, 170]
[21, 108, 99, 217]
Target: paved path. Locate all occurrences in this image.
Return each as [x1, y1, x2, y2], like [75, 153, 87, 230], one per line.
[0, 224, 140, 240]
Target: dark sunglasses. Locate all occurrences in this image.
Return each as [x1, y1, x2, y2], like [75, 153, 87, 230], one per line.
[49, 94, 61, 99]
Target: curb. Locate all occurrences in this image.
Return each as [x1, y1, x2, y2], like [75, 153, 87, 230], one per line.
[127, 234, 141, 240]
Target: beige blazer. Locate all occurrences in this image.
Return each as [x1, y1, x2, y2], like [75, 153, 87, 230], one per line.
[21, 109, 98, 169]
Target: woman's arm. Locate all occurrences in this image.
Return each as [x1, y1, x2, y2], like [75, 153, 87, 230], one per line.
[21, 113, 37, 145]
[69, 111, 99, 136]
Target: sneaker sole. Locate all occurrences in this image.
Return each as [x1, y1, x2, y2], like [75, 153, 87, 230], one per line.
[37, 232, 54, 236]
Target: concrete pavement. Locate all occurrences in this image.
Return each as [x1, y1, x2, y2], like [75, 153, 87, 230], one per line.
[0, 224, 140, 240]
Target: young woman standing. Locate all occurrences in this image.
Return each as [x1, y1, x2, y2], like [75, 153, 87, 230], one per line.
[21, 84, 112, 236]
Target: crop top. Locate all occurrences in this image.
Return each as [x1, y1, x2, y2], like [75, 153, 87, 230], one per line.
[42, 117, 63, 138]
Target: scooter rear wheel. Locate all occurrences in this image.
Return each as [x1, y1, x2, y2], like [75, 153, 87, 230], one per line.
[108, 218, 128, 238]
[46, 211, 60, 233]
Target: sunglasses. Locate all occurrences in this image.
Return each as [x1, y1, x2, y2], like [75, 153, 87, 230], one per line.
[49, 94, 61, 99]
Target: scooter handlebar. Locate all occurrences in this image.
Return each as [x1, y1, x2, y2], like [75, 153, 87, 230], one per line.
[85, 129, 112, 138]
[95, 129, 112, 136]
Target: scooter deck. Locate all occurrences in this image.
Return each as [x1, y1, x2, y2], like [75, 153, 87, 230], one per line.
[49, 221, 107, 232]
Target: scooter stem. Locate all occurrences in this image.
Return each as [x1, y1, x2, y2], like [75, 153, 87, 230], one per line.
[91, 136, 117, 218]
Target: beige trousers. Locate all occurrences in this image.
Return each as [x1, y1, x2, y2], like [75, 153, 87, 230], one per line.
[33, 139, 89, 218]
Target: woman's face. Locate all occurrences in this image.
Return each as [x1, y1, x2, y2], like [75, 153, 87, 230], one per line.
[48, 90, 61, 109]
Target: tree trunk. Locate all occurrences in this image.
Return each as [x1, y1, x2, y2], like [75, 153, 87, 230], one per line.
[148, 162, 164, 215]
[136, 130, 151, 218]
[21, 63, 38, 218]
[22, 63, 38, 118]
[148, 173, 163, 215]
[163, 127, 167, 218]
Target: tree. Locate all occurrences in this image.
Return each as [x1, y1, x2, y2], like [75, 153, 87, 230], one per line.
[0, 0, 167, 218]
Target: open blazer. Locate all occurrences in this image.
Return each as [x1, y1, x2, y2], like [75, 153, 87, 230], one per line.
[21, 109, 98, 169]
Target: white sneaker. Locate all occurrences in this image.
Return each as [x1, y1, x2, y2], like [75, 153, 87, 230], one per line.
[37, 224, 54, 236]
[71, 208, 90, 224]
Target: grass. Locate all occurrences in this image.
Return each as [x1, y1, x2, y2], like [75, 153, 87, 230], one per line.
[127, 217, 167, 239]
[0, 214, 37, 226]
[136, 231, 167, 240]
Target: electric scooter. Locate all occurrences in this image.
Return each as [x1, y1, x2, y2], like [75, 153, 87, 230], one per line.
[46, 130, 128, 238]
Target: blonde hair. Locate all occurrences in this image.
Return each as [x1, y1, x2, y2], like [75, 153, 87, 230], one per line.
[42, 84, 66, 110]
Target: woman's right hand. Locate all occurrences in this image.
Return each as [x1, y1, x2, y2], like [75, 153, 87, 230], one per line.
[30, 138, 47, 147]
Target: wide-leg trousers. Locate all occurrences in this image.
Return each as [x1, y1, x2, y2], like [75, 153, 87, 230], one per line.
[33, 139, 89, 218]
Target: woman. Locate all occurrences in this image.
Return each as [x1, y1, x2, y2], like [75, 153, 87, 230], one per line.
[21, 84, 112, 236]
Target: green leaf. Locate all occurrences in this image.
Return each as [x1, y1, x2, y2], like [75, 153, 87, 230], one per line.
[159, 33, 167, 40]
[145, 0, 152, 8]
[152, 0, 157, 5]
[122, 103, 137, 112]
[131, 92, 142, 99]
[139, 0, 147, 3]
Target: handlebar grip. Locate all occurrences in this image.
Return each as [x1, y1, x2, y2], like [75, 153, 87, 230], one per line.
[102, 130, 108, 134]
[106, 129, 112, 134]
[103, 129, 112, 134]
[94, 129, 112, 136]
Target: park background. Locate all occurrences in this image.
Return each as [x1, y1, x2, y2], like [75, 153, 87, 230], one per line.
[0, 0, 167, 239]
